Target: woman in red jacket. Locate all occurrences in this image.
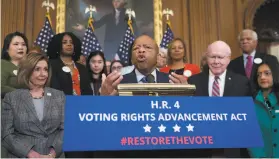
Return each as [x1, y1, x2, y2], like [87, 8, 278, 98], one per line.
[160, 38, 200, 79]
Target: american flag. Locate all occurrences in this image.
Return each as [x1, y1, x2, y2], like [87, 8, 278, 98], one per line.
[81, 18, 103, 56]
[115, 24, 135, 65]
[160, 23, 174, 49]
[34, 16, 55, 53]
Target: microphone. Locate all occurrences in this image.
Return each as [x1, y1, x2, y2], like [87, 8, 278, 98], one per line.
[146, 74, 155, 83]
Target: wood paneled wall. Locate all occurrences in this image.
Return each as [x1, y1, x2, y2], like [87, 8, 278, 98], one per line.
[162, 0, 250, 65]
[2, 0, 252, 65]
[1, 0, 56, 49]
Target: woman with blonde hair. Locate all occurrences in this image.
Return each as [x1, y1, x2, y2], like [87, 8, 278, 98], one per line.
[2, 53, 65, 158]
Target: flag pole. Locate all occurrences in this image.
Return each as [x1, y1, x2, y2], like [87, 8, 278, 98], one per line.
[125, 9, 136, 35]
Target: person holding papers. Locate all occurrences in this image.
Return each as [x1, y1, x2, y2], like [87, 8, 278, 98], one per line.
[100, 34, 169, 96]
[248, 60, 279, 158]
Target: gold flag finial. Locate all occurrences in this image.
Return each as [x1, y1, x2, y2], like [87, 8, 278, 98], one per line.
[125, 9, 136, 35]
[85, 5, 97, 18]
[42, 0, 55, 14]
[162, 8, 174, 22]
[125, 8, 136, 21]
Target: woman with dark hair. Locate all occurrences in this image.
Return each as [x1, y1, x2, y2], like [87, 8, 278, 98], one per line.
[86, 51, 107, 96]
[47, 32, 92, 96]
[248, 60, 279, 158]
[110, 60, 124, 73]
[1, 31, 28, 98]
[160, 38, 200, 79]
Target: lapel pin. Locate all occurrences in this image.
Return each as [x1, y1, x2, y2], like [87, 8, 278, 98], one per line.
[228, 77, 231, 80]
[62, 66, 71, 73]
[13, 70, 18, 76]
[47, 93, 52, 96]
[254, 58, 262, 64]
[183, 70, 192, 77]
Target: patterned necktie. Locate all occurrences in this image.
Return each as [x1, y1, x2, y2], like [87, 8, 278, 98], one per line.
[245, 56, 253, 79]
[212, 76, 220, 97]
[141, 76, 148, 83]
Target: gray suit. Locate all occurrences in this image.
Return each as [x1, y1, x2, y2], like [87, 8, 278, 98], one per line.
[1, 87, 64, 158]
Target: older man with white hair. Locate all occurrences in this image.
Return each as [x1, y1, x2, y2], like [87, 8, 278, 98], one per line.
[186, 40, 251, 157]
[228, 29, 279, 92]
[188, 40, 251, 97]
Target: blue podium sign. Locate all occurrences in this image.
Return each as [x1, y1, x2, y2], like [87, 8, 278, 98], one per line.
[63, 96, 263, 151]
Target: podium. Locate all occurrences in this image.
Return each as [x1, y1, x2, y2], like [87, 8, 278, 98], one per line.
[63, 96, 263, 152]
[117, 83, 196, 96]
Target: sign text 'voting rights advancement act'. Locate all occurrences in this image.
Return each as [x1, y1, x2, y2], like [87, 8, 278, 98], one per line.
[63, 96, 263, 151]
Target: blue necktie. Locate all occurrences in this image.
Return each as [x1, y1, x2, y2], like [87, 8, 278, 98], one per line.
[141, 76, 148, 83]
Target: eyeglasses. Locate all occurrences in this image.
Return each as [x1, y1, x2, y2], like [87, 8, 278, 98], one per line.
[257, 70, 272, 78]
[207, 55, 230, 60]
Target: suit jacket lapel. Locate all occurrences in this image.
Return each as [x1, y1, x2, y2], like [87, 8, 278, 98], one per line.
[41, 87, 51, 126]
[250, 51, 260, 80]
[130, 70, 138, 83]
[156, 70, 163, 83]
[223, 71, 233, 96]
[201, 72, 209, 96]
[22, 90, 47, 133]
[239, 55, 246, 76]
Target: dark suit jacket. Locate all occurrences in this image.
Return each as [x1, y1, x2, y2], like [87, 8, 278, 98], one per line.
[94, 8, 138, 60]
[49, 58, 93, 95]
[188, 70, 251, 97]
[228, 52, 279, 93]
[102, 69, 175, 158]
[1, 87, 64, 158]
[120, 69, 169, 83]
[187, 70, 251, 158]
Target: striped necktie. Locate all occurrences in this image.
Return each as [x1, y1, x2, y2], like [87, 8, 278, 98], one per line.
[212, 76, 220, 97]
[245, 55, 253, 79]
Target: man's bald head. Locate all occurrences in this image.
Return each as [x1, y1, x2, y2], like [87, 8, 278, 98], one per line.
[207, 40, 231, 56]
[206, 41, 231, 76]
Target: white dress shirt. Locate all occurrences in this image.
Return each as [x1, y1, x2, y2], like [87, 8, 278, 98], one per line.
[115, 9, 120, 25]
[243, 50, 256, 67]
[208, 69, 227, 97]
[135, 69, 157, 83]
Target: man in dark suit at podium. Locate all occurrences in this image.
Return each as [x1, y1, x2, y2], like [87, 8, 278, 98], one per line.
[100, 34, 169, 95]
[99, 34, 170, 157]
[228, 29, 279, 93]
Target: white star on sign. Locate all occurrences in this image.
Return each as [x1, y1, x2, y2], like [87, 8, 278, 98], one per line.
[143, 124, 152, 132]
[173, 124, 181, 132]
[158, 124, 166, 132]
[186, 124, 194, 132]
